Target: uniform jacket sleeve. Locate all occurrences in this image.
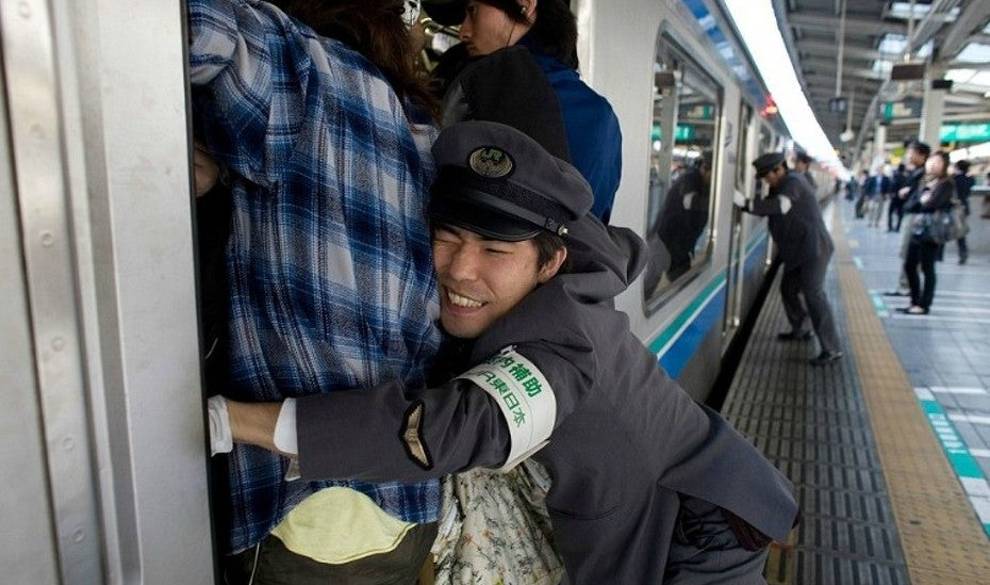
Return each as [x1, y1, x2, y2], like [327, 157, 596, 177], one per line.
[297, 378, 511, 483]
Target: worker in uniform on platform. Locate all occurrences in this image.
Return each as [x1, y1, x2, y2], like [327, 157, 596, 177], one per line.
[210, 121, 799, 585]
[734, 152, 843, 366]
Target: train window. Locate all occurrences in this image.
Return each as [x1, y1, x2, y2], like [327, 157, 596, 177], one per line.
[753, 124, 774, 196]
[643, 35, 722, 309]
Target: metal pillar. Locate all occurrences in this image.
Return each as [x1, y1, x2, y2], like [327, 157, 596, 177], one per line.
[920, 63, 946, 147]
[873, 123, 888, 170]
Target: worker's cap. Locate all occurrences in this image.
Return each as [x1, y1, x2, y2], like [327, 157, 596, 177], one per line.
[752, 152, 787, 178]
[429, 120, 593, 241]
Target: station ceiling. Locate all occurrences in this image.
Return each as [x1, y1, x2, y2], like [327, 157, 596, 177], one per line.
[775, 0, 990, 158]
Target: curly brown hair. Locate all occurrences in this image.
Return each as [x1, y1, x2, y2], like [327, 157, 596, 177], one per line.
[269, 0, 438, 120]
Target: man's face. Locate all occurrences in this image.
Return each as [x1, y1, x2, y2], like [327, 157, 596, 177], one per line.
[433, 224, 563, 338]
[761, 165, 786, 189]
[908, 148, 926, 168]
[459, 1, 528, 57]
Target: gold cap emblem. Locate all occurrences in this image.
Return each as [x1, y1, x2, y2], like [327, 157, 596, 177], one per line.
[468, 147, 514, 179]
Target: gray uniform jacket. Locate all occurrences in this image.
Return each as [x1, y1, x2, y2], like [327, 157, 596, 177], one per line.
[748, 171, 833, 267]
[296, 218, 798, 584]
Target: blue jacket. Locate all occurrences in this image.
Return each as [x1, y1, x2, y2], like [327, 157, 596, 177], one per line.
[522, 38, 623, 223]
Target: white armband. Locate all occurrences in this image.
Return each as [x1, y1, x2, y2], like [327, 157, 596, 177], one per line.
[454, 346, 557, 472]
[779, 196, 793, 215]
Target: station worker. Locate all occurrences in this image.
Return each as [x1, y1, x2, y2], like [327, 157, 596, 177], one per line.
[212, 120, 799, 585]
[734, 152, 843, 365]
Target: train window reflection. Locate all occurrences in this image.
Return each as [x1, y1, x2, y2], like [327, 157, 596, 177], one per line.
[644, 36, 721, 306]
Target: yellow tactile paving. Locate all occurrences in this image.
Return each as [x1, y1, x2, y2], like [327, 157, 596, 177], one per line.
[832, 207, 990, 583]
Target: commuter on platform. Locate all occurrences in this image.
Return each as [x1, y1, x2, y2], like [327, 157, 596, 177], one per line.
[734, 152, 843, 365]
[866, 168, 893, 228]
[953, 159, 974, 265]
[899, 151, 956, 315]
[889, 163, 908, 232]
[210, 120, 800, 585]
[885, 141, 930, 298]
[190, 0, 444, 581]
[855, 169, 870, 218]
[437, 0, 623, 223]
[793, 150, 816, 192]
[653, 152, 713, 282]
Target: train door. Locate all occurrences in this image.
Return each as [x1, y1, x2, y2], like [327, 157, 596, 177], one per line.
[722, 102, 754, 346]
[0, 1, 213, 583]
[758, 124, 777, 269]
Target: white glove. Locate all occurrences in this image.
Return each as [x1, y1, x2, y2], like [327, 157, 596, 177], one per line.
[733, 191, 747, 209]
[208, 395, 233, 456]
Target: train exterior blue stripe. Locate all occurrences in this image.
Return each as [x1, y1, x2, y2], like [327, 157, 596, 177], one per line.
[649, 232, 768, 379]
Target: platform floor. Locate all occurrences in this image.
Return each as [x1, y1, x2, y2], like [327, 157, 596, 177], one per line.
[722, 200, 990, 585]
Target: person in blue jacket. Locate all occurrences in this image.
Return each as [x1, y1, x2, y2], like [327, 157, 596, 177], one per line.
[429, 0, 623, 223]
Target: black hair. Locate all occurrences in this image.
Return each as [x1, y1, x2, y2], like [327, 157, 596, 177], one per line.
[532, 230, 569, 272]
[955, 159, 970, 173]
[908, 140, 931, 158]
[268, 0, 438, 119]
[474, 0, 580, 69]
[795, 151, 813, 165]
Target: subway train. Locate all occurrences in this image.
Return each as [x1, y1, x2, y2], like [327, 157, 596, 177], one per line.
[0, 0, 832, 583]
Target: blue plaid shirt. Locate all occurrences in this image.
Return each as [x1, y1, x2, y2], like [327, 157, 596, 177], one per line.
[188, 0, 442, 554]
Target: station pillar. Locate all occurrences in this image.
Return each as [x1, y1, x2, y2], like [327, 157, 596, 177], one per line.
[873, 123, 887, 170]
[920, 63, 946, 147]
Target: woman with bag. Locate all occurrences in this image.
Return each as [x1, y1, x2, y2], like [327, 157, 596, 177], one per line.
[900, 151, 956, 315]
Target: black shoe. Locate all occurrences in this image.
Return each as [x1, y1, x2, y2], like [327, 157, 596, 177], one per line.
[810, 351, 843, 366]
[882, 290, 910, 297]
[959, 254, 968, 265]
[777, 330, 813, 341]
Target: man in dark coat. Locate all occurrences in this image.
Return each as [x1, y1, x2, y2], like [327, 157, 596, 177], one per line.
[654, 152, 712, 282]
[953, 159, 974, 265]
[734, 152, 842, 365]
[211, 121, 799, 584]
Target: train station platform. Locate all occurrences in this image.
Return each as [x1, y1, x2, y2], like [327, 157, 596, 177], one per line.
[722, 201, 990, 585]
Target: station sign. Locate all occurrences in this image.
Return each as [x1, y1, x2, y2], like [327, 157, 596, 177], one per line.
[880, 98, 923, 121]
[652, 124, 697, 142]
[940, 123, 990, 143]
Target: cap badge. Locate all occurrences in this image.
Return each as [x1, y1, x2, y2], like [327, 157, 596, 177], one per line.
[468, 147, 514, 179]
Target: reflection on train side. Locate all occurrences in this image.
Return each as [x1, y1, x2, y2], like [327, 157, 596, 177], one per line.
[644, 34, 722, 307]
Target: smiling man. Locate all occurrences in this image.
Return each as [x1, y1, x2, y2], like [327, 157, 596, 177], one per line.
[212, 120, 798, 584]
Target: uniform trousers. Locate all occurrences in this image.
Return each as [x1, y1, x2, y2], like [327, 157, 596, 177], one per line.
[663, 497, 770, 585]
[780, 255, 840, 354]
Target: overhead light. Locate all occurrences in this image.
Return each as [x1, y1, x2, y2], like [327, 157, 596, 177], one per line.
[723, 0, 847, 177]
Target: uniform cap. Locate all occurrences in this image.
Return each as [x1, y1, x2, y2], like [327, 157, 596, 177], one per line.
[430, 120, 593, 241]
[752, 152, 786, 178]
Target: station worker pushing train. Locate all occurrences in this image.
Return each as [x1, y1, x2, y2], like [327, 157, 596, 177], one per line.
[211, 121, 799, 584]
[734, 152, 843, 366]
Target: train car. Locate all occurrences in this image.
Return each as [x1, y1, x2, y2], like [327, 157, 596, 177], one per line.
[0, 0, 829, 582]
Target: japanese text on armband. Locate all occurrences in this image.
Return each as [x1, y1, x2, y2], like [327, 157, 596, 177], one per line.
[455, 347, 557, 471]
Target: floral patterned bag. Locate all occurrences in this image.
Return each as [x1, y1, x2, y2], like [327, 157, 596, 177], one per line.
[431, 460, 564, 585]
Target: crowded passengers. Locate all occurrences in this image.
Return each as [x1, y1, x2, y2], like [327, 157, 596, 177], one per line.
[192, 1, 798, 583]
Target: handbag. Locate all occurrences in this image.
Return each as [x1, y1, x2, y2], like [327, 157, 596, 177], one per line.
[911, 212, 950, 245]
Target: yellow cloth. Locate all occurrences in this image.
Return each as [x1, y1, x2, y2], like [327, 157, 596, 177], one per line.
[270, 487, 415, 564]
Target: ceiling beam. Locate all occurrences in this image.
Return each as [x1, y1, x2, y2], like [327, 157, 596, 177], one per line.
[797, 39, 899, 63]
[788, 11, 907, 37]
[938, 0, 990, 58]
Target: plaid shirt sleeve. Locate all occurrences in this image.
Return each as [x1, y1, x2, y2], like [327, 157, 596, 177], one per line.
[188, 0, 443, 553]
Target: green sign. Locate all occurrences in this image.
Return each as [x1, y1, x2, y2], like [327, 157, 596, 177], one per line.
[652, 124, 696, 142]
[940, 123, 990, 143]
[881, 99, 922, 121]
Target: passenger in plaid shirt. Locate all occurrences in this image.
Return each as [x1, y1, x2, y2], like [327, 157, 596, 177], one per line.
[188, 0, 442, 581]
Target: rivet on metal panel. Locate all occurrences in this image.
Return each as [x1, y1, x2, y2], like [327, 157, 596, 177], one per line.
[61, 436, 74, 451]
[72, 528, 85, 543]
[51, 336, 65, 351]
[40, 231, 54, 247]
[17, 1, 31, 18]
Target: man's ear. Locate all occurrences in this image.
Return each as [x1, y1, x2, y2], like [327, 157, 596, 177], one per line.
[519, 0, 537, 20]
[537, 247, 567, 283]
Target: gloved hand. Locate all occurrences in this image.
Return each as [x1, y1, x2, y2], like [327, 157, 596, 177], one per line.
[733, 191, 748, 210]
[208, 395, 233, 456]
